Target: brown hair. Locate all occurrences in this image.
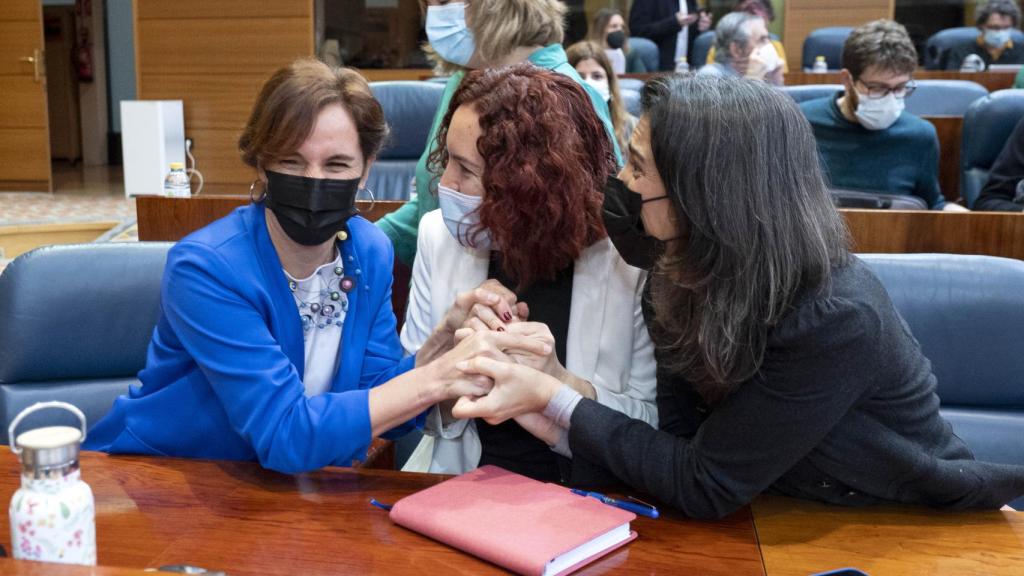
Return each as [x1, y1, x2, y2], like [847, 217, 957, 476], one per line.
[587, 8, 629, 54]
[976, 0, 1021, 27]
[566, 41, 631, 153]
[841, 20, 917, 79]
[238, 58, 389, 169]
[428, 64, 614, 290]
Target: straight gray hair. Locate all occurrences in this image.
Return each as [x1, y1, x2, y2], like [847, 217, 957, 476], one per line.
[713, 12, 760, 64]
[642, 74, 850, 403]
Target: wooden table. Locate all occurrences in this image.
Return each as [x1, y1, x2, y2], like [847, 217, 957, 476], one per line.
[753, 495, 1024, 576]
[0, 453, 765, 575]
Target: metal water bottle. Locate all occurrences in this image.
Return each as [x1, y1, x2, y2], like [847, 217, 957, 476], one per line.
[8, 402, 96, 565]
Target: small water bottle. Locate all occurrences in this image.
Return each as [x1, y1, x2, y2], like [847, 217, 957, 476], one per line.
[812, 55, 828, 74]
[164, 162, 191, 198]
[8, 402, 95, 566]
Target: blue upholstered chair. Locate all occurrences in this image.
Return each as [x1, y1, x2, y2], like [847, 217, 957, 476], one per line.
[802, 27, 853, 71]
[617, 77, 645, 93]
[780, 84, 843, 105]
[0, 243, 171, 439]
[924, 26, 1024, 70]
[861, 253, 1024, 509]
[904, 80, 988, 116]
[627, 37, 660, 73]
[367, 81, 445, 201]
[691, 30, 716, 69]
[620, 87, 642, 117]
[961, 89, 1024, 207]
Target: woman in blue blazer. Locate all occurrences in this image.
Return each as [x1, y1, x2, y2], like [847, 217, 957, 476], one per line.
[85, 60, 544, 473]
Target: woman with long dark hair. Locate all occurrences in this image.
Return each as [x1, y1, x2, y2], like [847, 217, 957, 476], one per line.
[451, 74, 1024, 518]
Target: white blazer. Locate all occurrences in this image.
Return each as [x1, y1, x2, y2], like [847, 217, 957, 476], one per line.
[401, 210, 657, 474]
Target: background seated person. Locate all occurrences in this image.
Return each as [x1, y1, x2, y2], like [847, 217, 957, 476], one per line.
[942, 0, 1024, 71]
[401, 64, 656, 480]
[801, 20, 967, 211]
[629, 0, 711, 71]
[377, 0, 620, 269]
[568, 41, 639, 154]
[706, 0, 788, 73]
[977, 116, 1024, 211]
[697, 12, 783, 85]
[587, 8, 646, 74]
[84, 60, 549, 473]
[448, 74, 1024, 519]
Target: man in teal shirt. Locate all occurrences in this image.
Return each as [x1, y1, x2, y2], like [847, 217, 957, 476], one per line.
[378, 43, 623, 266]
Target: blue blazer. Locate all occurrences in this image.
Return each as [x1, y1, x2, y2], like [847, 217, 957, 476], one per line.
[85, 204, 418, 473]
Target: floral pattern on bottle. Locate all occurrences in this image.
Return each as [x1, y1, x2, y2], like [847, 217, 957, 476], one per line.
[9, 469, 96, 566]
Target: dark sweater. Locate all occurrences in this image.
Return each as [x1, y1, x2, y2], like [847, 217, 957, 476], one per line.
[977, 116, 1024, 212]
[801, 93, 946, 209]
[941, 38, 1024, 70]
[566, 256, 1024, 519]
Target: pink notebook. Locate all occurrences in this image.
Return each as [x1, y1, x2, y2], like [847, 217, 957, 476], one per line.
[390, 465, 637, 576]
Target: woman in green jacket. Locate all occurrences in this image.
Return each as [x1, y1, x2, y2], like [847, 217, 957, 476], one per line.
[377, 0, 622, 266]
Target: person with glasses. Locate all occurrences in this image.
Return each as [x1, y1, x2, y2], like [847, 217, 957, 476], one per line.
[942, 0, 1024, 71]
[800, 20, 967, 211]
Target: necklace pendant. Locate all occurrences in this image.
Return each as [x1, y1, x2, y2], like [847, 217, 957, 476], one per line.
[340, 276, 356, 293]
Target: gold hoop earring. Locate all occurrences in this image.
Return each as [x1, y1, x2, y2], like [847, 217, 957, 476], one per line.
[249, 179, 266, 203]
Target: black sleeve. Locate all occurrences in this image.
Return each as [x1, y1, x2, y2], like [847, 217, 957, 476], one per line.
[629, 0, 683, 41]
[566, 296, 881, 520]
[976, 116, 1024, 212]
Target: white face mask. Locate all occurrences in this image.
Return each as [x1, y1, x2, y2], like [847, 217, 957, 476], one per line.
[984, 28, 1012, 49]
[854, 91, 905, 131]
[437, 184, 492, 250]
[583, 77, 611, 102]
[752, 42, 782, 72]
[425, 3, 475, 67]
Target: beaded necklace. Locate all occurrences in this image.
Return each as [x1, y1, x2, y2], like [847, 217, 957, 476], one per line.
[286, 249, 356, 332]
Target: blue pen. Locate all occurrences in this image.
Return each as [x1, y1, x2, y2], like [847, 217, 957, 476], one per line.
[571, 489, 660, 519]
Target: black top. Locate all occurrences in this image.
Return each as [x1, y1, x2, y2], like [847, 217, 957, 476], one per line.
[564, 256, 1024, 519]
[629, 0, 701, 71]
[942, 39, 1024, 70]
[977, 116, 1024, 212]
[476, 255, 574, 482]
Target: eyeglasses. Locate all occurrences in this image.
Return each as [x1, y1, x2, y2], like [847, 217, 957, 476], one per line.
[854, 78, 918, 100]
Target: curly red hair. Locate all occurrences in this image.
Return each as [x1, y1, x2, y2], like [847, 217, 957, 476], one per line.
[429, 64, 615, 289]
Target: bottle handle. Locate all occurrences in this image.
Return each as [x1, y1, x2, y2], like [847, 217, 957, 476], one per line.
[8, 402, 87, 455]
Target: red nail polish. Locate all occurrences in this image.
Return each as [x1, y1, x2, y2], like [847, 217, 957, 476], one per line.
[503, 312, 512, 322]
[497, 327, 506, 332]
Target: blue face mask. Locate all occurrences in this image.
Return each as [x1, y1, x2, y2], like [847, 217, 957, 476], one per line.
[438, 184, 492, 250]
[425, 3, 476, 67]
[984, 28, 1012, 49]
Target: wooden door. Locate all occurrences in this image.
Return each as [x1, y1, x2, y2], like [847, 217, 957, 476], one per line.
[0, 0, 51, 192]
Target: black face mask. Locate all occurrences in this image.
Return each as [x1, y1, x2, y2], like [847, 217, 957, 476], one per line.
[602, 175, 668, 270]
[263, 170, 361, 246]
[606, 30, 626, 50]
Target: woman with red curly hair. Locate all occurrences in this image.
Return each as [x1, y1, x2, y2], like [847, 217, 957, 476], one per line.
[400, 64, 657, 481]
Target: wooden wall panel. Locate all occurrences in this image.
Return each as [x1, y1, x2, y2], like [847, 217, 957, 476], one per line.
[135, 19, 311, 76]
[783, 0, 893, 72]
[137, 74, 267, 130]
[133, 0, 314, 186]
[135, 0, 311, 20]
[181, 128, 256, 185]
